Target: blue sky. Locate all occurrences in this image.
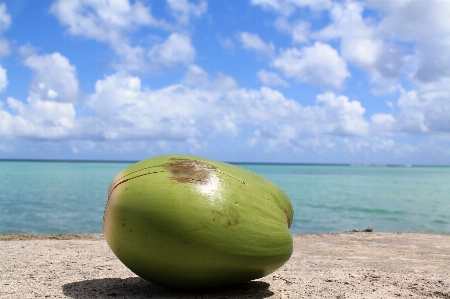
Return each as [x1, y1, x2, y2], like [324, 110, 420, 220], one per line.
[0, 0, 449, 164]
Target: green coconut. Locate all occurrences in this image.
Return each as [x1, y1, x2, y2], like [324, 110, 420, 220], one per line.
[103, 155, 294, 289]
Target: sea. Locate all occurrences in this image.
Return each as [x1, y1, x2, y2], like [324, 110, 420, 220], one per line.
[1, 160, 449, 235]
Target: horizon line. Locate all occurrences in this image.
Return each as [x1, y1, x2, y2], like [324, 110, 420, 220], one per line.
[1, 158, 449, 168]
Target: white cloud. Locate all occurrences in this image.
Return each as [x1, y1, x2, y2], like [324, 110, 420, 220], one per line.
[273, 42, 350, 89]
[2, 1, 449, 163]
[307, 0, 450, 94]
[51, 1, 201, 73]
[0, 95, 75, 139]
[251, 0, 295, 15]
[0, 38, 10, 56]
[275, 18, 310, 44]
[250, 0, 331, 15]
[340, 37, 381, 70]
[0, 3, 10, 91]
[83, 70, 375, 144]
[2, 62, 379, 144]
[0, 49, 78, 139]
[0, 3, 10, 57]
[225, 86, 303, 124]
[49, 0, 175, 72]
[316, 92, 368, 135]
[239, 32, 275, 58]
[312, 1, 403, 93]
[22, 51, 79, 103]
[183, 64, 238, 90]
[3, 60, 446, 161]
[85, 71, 301, 140]
[370, 0, 450, 83]
[315, 2, 371, 41]
[397, 89, 427, 133]
[7, 96, 75, 129]
[371, 113, 396, 135]
[252, 2, 397, 92]
[111, 43, 146, 72]
[50, 0, 163, 45]
[167, 0, 207, 24]
[87, 72, 207, 140]
[360, 77, 450, 137]
[257, 69, 288, 87]
[396, 78, 450, 134]
[113, 36, 197, 74]
[0, 3, 10, 32]
[147, 33, 196, 70]
[86, 71, 247, 140]
[0, 65, 6, 91]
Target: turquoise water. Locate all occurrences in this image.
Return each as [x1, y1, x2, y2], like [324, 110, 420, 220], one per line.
[1, 161, 449, 234]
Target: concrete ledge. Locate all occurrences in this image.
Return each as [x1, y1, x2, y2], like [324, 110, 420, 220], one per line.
[1, 233, 449, 298]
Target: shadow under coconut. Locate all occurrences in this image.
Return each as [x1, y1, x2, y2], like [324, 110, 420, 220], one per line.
[62, 277, 274, 299]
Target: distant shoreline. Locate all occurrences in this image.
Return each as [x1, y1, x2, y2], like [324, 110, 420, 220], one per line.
[1, 158, 449, 167]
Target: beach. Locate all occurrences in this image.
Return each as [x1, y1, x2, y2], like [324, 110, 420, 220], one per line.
[1, 233, 449, 298]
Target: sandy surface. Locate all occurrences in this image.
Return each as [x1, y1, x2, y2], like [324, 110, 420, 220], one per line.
[1, 232, 449, 299]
